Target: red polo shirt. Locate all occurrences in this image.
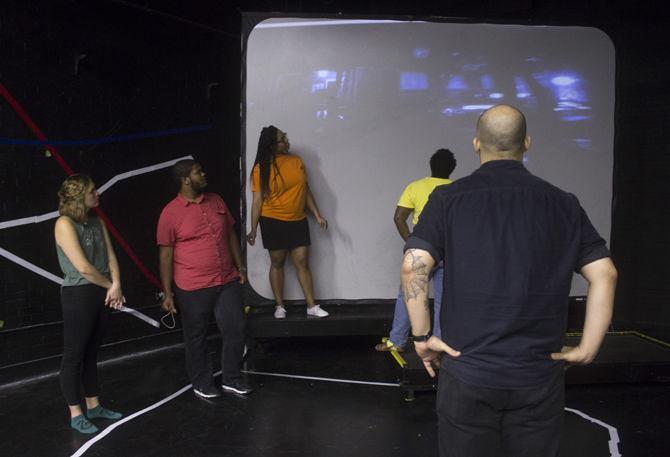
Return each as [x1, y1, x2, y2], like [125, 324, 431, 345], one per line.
[157, 192, 239, 291]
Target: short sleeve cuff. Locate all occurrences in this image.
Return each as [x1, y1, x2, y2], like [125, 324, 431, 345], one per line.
[156, 224, 175, 247]
[575, 245, 611, 272]
[403, 236, 442, 264]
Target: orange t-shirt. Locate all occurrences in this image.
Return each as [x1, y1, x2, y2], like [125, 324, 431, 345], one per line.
[251, 154, 307, 221]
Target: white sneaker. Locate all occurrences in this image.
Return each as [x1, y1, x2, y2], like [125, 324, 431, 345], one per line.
[306, 305, 329, 318]
[274, 306, 286, 319]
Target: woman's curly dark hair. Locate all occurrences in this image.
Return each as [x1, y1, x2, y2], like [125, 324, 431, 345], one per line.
[58, 174, 94, 223]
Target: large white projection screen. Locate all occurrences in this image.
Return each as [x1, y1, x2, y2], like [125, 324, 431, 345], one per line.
[245, 18, 614, 301]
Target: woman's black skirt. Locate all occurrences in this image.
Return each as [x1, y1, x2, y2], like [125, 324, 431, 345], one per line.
[259, 216, 311, 251]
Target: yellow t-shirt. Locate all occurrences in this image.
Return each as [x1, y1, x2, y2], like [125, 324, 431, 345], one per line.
[397, 176, 452, 225]
[251, 154, 307, 221]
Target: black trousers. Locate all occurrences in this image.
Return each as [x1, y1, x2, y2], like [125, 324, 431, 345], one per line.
[60, 284, 110, 406]
[174, 281, 246, 388]
[437, 368, 564, 457]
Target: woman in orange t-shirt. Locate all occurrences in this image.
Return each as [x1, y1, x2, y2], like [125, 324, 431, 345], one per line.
[247, 126, 329, 319]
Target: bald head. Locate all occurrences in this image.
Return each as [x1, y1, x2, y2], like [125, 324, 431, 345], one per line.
[475, 105, 528, 158]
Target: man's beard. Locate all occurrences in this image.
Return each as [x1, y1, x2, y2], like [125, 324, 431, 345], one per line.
[192, 180, 207, 192]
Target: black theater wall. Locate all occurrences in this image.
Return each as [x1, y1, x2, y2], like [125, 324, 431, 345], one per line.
[0, 0, 668, 370]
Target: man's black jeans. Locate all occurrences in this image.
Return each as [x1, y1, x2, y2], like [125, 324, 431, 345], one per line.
[437, 368, 564, 457]
[174, 281, 246, 389]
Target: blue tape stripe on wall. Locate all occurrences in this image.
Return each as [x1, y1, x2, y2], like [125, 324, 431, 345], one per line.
[0, 125, 211, 146]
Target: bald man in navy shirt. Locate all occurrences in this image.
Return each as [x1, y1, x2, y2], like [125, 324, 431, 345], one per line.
[402, 105, 617, 457]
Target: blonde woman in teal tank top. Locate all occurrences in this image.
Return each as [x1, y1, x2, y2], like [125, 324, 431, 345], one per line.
[54, 174, 125, 434]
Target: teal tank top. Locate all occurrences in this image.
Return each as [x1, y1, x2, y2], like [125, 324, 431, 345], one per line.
[56, 216, 110, 287]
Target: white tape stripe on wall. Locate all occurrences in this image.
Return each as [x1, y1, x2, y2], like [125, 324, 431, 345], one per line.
[0, 156, 193, 328]
[0, 155, 193, 230]
[96, 156, 193, 194]
[0, 246, 160, 327]
[0, 246, 64, 284]
[0, 211, 61, 230]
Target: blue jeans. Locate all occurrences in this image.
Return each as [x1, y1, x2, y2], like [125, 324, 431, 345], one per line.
[389, 263, 443, 347]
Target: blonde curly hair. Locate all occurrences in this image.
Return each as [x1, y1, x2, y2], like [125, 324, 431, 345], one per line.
[58, 174, 94, 223]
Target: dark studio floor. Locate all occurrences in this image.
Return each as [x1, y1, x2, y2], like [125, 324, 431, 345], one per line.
[1, 335, 669, 457]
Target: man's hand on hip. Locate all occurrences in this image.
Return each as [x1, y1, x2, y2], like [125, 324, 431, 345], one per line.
[414, 336, 461, 377]
[550, 345, 595, 365]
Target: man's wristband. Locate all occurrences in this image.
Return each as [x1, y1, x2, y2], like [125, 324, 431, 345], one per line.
[412, 330, 433, 343]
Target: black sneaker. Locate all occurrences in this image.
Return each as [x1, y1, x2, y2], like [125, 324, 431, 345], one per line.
[221, 379, 253, 395]
[193, 385, 221, 399]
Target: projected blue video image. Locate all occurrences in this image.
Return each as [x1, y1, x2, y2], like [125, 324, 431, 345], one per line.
[297, 62, 595, 151]
[248, 21, 608, 156]
[400, 72, 429, 91]
[446, 75, 468, 91]
[311, 70, 338, 93]
[413, 47, 430, 59]
[435, 62, 591, 122]
[304, 58, 592, 130]
[534, 71, 591, 121]
[515, 77, 532, 99]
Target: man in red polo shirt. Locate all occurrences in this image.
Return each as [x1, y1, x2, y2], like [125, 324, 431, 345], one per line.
[157, 159, 251, 399]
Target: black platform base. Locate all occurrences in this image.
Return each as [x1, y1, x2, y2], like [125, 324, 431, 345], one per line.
[387, 332, 670, 400]
[246, 302, 394, 368]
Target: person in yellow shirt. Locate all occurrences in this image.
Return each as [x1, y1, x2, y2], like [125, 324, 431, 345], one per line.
[247, 126, 329, 319]
[376, 149, 456, 351]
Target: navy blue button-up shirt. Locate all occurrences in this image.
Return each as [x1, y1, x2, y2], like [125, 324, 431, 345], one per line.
[406, 160, 610, 389]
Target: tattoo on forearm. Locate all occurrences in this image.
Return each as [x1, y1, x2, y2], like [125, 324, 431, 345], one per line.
[402, 249, 431, 304]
